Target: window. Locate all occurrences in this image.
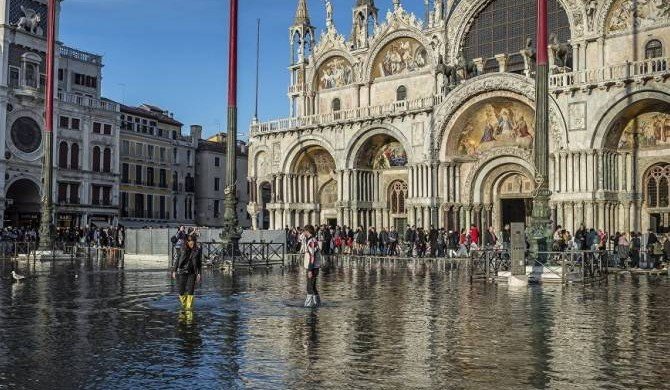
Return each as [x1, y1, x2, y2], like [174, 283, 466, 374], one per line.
[58, 142, 68, 169]
[173, 148, 178, 162]
[160, 148, 166, 162]
[388, 180, 408, 214]
[463, 0, 571, 73]
[147, 167, 155, 187]
[58, 183, 68, 203]
[25, 63, 37, 88]
[135, 165, 142, 185]
[214, 178, 220, 191]
[396, 85, 407, 101]
[645, 40, 663, 59]
[103, 148, 111, 173]
[73, 73, 97, 88]
[58, 68, 64, 81]
[185, 174, 195, 192]
[92, 146, 101, 172]
[148, 145, 154, 160]
[160, 169, 167, 188]
[187, 150, 192, 165]
[102, 187, 111, 206]
[71, 118, 80, 130]
[121, 192, 128, 217]
[71, 143, 79, 169]
[215, 157, 220, 167]
[214, 200, 220, 218]
[93, 122, 101, 133]
[147, 195, 153, 217]
[59, 116, 69, 129]
[9, 67, 19, 88]
[122, 163, 129, 183]
[135, 194, 144, 218]
[92, 185, 101, 205]
[173, 172, 179, 191]
[646, 164, 670, 208]
[104, 124, 112, 135]
[160, 196, 166, 219]
[331, 98, 341, 112]
[121, 140, 130, 155]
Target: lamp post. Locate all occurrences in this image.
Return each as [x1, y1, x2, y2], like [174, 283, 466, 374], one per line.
[39, 0, 57, 251]
[221, 0, 241, 249]
[529, 0, 552, 257]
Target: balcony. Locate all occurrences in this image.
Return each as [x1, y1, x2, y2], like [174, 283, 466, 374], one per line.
[57, 91, 119, 112]
[250, 95, 444, 136]
[59, 46, 102, 66]
[549, 56, 670, 94]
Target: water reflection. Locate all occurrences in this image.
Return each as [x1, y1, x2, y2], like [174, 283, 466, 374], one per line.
[0, 259, 669, 389]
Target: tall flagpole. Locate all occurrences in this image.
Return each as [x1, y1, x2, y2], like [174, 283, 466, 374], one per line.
[221, 0, 241, 248]
[39, 0, 57, 250]
[253, 18, 260, 123]
[530, 0, 551, 257]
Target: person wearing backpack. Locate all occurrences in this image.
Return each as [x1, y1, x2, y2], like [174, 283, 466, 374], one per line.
[303, 225, 321, 307]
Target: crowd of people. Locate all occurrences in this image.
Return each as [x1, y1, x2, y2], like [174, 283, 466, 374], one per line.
[0, 225, 125, 249]
[285, 223, 670, 269]
[285, 224, 508, 258]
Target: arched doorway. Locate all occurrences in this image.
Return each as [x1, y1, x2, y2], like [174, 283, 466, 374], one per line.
[289, 145, 336, 227]
[259, 181, 272, 230]
[351, 133, 409, 229]
[5, 179, 41, 228]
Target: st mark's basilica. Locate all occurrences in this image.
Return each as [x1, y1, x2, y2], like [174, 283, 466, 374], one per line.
[247, 0, 670, 235]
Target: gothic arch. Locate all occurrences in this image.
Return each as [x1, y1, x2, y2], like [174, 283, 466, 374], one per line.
[447, 0, 578, 63]
[345, 124, 414, 169]
[362, 29, 436, 83]
[590, 88, 670, 149]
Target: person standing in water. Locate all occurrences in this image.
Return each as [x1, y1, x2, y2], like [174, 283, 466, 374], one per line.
[303, 225, 321, 307]
[172, 234, 202, 310]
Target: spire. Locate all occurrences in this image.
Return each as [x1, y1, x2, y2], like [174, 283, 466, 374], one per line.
[294, 0, 311, 26]
[356, 0, 375, 5]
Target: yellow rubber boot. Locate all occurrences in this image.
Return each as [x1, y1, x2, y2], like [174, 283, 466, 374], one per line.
[185, 295, 195, 311]
[179, 295, 187, 308]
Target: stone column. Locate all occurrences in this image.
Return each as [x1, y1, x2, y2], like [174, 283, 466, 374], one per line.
[495, 53, 509, 72]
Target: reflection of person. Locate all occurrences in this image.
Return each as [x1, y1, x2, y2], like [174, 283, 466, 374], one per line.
[172, 234, 202, 311]
[303, 225, 322, 307]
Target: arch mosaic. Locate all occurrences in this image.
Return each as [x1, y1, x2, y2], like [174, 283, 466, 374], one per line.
[602, 0, 670, 36]
[362, 29, 435, 82]
[447, 0, 579, 63]
[370, 37, 429, 79]
[590, 88, 670, 149]
[345, 124, 414, 169]
[311, 52, 357, 90]
[281, 134, 338, 173]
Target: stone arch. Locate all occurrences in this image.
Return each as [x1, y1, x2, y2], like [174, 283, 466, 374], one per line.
[466, 153, 536, 204]
[5, 177, 41, 227]
[249, 145, 270, 177]
[345, 124, 414, 169]
[362, 29, 435, 83]
[447, 0, 578, 63]
[590, 88, 670, 149]
[281, 134, 338, 173]
[253, 150, 270, 179]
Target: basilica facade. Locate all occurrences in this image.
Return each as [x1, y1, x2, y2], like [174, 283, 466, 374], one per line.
[247, 0, 670, 235]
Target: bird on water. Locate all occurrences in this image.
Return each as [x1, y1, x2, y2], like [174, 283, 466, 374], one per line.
[11, 271, 25, 281]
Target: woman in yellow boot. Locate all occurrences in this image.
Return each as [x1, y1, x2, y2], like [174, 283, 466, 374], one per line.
[172, 234, 202, 310]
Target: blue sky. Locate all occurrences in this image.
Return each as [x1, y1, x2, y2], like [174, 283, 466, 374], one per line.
[60, 0, 425, 139]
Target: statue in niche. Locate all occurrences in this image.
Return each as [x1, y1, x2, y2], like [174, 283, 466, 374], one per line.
[585, 0, 598, 30]
[16, 6, 42, 36]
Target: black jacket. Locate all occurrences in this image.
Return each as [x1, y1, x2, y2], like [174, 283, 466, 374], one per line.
[174, 245, 202, 274]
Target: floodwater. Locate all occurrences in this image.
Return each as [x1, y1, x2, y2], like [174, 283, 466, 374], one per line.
[0, 258, 669, 390]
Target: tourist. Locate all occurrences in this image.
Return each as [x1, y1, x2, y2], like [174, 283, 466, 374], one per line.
[367, 227, 378, 255]
[617, 232, 630, 268]
[172, 234, 202, 311]
[484, 226, 497, 248]
[469, 224, 480, 248]
[378, 227, 389, 256]
[575, 224, 587, 250]
[664, 235, 670, 266]
[404, 226, 415, 257]
[303, 225, 321, 308]
[630, 232, 641, 268]
[388, 226, 398, 256]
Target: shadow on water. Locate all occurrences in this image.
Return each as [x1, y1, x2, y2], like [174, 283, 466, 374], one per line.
[0, 258, 669, 389]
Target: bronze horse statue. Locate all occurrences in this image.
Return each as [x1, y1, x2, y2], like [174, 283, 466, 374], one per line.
[435, 54, 458, 88]
[550, 33, 572, 69]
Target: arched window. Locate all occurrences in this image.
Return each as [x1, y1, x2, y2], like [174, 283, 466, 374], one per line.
[646, 164, 670, 208]
[92, 146, 101, 172]
[396, 86, 407, 101]
[388, 180, 408, 214]
[70, 143, 79, 169]
[463, 0, 571, 73]
[103, 148, 112, 173]
[58, 142, 68, 169]
[331, 98, 341, 112]
[645, 40, 663, 59]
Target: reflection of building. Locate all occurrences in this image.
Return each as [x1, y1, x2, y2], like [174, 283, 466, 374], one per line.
[194, 130, 251, 228]
[119, 104, 197, 227]
[248, 0, 670, 234]
[2, 1, 120, 228]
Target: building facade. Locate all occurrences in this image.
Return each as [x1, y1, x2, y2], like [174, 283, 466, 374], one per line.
[195, 129, 251, 228]
[119, 104, 197, 228]
[1, 0, 120, 229]
[247, 0, 670, 235]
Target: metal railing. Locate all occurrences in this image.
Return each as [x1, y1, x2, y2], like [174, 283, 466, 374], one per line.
[468, 249, 511, 281]
[0, 241, 124, 266]
[171, 242, 285, 269]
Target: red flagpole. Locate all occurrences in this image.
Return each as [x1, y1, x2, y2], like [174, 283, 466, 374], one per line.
[536, 0, 548, 65]
[228, 0, 238, 108]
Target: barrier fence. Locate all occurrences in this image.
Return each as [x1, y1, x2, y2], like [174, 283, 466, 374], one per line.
[171, 242, 285, 269]
[1, 241, 124, 267]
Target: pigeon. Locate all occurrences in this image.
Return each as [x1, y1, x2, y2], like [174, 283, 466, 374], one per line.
[11, 271, 25, 281]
